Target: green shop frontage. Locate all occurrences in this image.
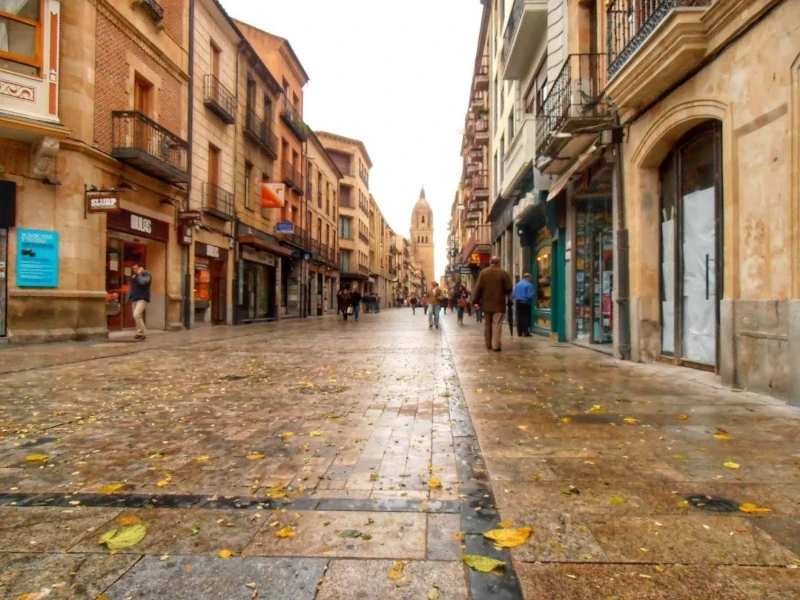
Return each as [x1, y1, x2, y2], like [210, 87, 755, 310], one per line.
[516, 191, 567, 341]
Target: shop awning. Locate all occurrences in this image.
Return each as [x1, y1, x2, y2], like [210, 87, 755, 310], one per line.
[238, 235, 294, 257]
[547, 145, 598, 202]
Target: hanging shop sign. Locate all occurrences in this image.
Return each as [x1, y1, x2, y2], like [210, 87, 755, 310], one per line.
[196, 243, 228, 261]
[107, 209, 170, 243]
[242, 246, 276, 267]
[16, 229, 59, 287]
[86, 193, 120, 214]
[276, 221, 295, 234]
[178, 225, 193, 247]
[178, 210, 203, 224]
[261, 182, 286, 208]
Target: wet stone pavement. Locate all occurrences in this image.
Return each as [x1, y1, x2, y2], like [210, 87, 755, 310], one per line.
[0, 310, 797, 600]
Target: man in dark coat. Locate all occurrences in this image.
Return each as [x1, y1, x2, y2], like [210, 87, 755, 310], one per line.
[472, 256, 513, 351]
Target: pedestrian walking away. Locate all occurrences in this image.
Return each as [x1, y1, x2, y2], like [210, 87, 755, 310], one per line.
[426, 282, 443, 329]
[409, 295, 418, 315]
[452, 285, 470, 325]
[350, 288, 363, 321]
[128, 262, 151, 341]
[337, 288, 352, 321]
[513, 272, 535, 336]
[472, 256, 513, 351]
[422, 297, 428, 315]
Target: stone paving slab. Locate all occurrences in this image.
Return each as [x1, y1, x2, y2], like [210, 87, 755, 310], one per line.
[315, 559, 469, 600]
[0, 506, 121, 552]
[102, 555, 327, 600]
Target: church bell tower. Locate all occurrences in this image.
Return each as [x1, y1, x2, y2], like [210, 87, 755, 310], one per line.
[410, 187, 435, 289]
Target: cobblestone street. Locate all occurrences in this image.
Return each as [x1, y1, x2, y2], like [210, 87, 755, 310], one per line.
[0, 309, 798, 599]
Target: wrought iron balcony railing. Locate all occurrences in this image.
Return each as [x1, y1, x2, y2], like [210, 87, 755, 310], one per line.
[244, 108, 278, 159]
[281, 96, 308, 141]
[535, 53, 609, 157]
[282, 160, 304, 195]
[111, 111, 189, 184]
[472, 170, 489, 198]
[607, 0, 712, 79]
[203, 74, 236, 124]
[202, 182, 235, 221]
[474, 55, 489, 91]
[358, 264, 370, 275]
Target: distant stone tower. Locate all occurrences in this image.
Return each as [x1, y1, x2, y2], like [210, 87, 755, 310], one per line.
[410, 186, 435, 289]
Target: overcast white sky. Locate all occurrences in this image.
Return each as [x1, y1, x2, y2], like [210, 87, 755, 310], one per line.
[220, 0, 483, 279]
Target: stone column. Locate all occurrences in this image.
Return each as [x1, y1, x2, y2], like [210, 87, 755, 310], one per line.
[59, 0, 97, 144]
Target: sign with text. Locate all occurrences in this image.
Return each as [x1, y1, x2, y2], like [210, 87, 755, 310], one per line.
[86, 193, 120, 213]
[107, 209, 170, 243]
[261, 182, 286, 208]
[276, 221, 295, 234]
[16, 229, 59, 287]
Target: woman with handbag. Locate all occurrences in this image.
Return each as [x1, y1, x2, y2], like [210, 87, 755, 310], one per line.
[452, 285, 470, 325]
[337, 289, 352, 321]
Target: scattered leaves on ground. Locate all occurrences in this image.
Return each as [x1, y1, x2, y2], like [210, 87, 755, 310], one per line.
[463, 554, 505, 573]
[338, 529, 362, 538]
[739, 503, 772, 514]
[499, 520, 514, 528]
[309, 431, 323, 437]
[677, 500, 690, 509]
[724, 461, 740, 470]
[218, 549, 233, 559]
[670, 453, 688, 460]
[517, 425, 529, 431]
[247, 453, 265, 460]
[195, 455, 210, 462]
[24, 454, 49, 463]
[559, 417, 572, 424]
[451, 532, 465, 542]
[713, 428, 732, 440]
[99, 524, 147, 550]
[98, 483, 126, 493]
[114, 514, 141, 527]
[276, 526, 295, 538]
[586, 405, 603, 414]
[677, 414, 690, 420]
[428, 585, 440, 599]
[387, 561, 405, 580]
[369, 473, 379, 482]
[623, 417, 637, 425]
[429, 476, 442, 489]
[156, 480, 170, 487]
[279, 432, 294, 440]
[610, 496, 626, 506]
[483, 526, 532, 548]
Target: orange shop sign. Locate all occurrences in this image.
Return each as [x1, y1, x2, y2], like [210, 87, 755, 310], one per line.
[261, 182, 286, 208]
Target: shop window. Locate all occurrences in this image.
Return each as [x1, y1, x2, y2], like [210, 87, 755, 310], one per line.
[194, 259, 211, 307]
[574, 197, 613, 343]
[0, 0, 42, 76]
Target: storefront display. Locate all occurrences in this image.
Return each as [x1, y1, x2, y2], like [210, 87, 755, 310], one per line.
[574, 197, 613, 344]
[241, 246, 277, 321]
[531, 227, 552, 335]
[194, 243, 228, 325]
[105, 209, 170, 331]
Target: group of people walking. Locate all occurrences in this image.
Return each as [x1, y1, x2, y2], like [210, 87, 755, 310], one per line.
[408, 257, 536, 351]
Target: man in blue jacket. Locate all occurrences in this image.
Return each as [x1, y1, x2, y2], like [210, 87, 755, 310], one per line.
[128, 262, 152, 341]
[513, 273, 534, 337]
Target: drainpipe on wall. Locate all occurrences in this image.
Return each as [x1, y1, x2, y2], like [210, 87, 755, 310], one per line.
[613, 114, 631, 361]
[182, 0, 196, 330]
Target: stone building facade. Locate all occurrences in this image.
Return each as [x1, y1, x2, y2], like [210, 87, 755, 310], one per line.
[409, 188, 434, 294]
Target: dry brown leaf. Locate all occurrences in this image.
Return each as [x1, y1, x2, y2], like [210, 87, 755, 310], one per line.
[387, 560, 405, 580]
[429, 476, 443, 489]
[499, 520, 514, 528]
[623, 417, 638, 425]
[677, 414, 690, 420]
[276, 526, 295, 538]
[114, 514, 141, 526]
[713, 429, 732, 440]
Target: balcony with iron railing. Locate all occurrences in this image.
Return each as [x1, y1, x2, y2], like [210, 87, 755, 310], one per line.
[277, 223, 309, 250]
[358, 264, 370, 275]
[202, 182, 235, 222]
[282, 160, 304, 195]
[111, 111, 189, 184]
[358, 165, 369, 186]
[474, 55, 489, 91]
[471, 170, 490, 199]
[472, 116, 490, 146]
[244, 108, 278, 159]
[606, 0, 713, 115]
[281, 96, 308, 141]
[461, 223, 492, 264]
[535, 54, 612, 173]
[203, 74, 236, 125]
[502, 0, 547, 80]
[137, 0, 163, 22]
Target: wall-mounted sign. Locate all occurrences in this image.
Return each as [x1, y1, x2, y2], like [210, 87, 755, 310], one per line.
[87, 193, 120, 213]
[196, 243, 227, 261]
[459, 267, 472, 274]
[470, 253, 480, 264]
[178, 210, 203, 223]
[178, 225, 193, 247]
[261, 182, 286, 208]
[107, 209, 170, 243]
[276, 221, 295, 234]
[242, 246, 276, 267]
[16, 229, 59, 287]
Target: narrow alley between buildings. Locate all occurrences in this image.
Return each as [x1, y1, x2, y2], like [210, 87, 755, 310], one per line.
[0, 310, 798, 599]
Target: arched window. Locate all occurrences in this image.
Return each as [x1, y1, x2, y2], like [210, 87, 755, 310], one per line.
[421, 215, 425, 224]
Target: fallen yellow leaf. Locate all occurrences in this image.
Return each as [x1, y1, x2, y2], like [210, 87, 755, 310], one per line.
[114, 514, 141, 526]
[24, 454, 49, 463]
[677, 414, 690, 420]
[99, 524, 147, 550]
[218, 549, 233, 559]
[156, 480, 169, 487]
[247, 453, 265, 460]
[559, 417, 572, 424]
[654, 565, 666, 573]
[713, 429, 732, 440]
[498, 520, 514, 528]
[565, 573, 578, 580]
[196, 455, 211, 462]
[279, 431, 294, 440]
[276, 526, 295, 538]
[623, 417, 637, 425]
[17, 594, 37, 600]
[724, 461, 740, 470]
[610, 496, 626, 506]
[387, 560, 405, 580]
[739, 503, 772, 514]
[677, 500, 690, 509]
[463, 554, 505, 573]
[483, 526, 532, 548]
[98, 483, 126, 494]
[517, 425, 530, 431]
[309, 431, 323, 437]
[586, 405, 603, 414]
[671, 453, 688, 460]
[429, 476, 443, 489]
